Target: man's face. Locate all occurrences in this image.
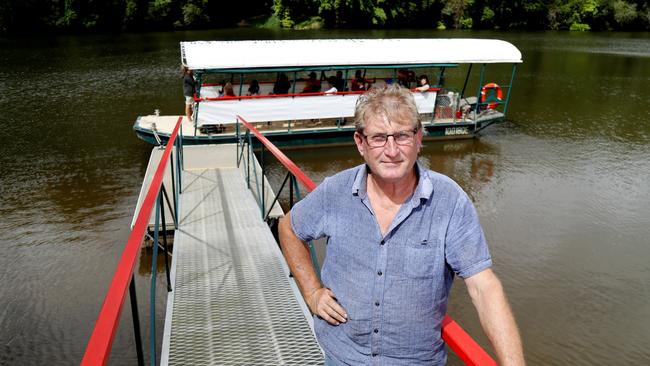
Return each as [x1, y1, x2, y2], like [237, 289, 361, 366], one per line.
[354, 113, 422, 184]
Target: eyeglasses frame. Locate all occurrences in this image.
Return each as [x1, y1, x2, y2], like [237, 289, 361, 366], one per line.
[360, 128, 420, 148]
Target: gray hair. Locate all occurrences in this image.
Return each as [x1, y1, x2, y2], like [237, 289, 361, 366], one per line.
[353, 84, 421, 132]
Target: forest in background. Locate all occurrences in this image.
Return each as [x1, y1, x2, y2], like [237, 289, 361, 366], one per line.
[1, 0, 648, 35]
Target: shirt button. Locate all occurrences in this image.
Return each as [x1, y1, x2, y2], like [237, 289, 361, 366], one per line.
[374, 328, 379, 333]
[377, 271, 382, 276]
[380, 240, 385, 245]
[372, 353, 378, 357]
[374, 301, 380, 306]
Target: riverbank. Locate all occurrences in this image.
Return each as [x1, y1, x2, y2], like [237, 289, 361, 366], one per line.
[2, 1, 649, 36]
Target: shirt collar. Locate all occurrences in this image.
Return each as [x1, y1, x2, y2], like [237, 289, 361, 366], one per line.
[351, 161, 434, 206]
[351, 164, 369, 198]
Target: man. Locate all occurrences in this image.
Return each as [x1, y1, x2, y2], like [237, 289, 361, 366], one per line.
[279, 85, 524, 365]
[302, 71, 322, 93]
[182, 65, 196, 122]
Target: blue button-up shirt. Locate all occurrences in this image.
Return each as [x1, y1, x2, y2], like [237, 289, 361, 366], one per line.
[291, 162, 492, 365]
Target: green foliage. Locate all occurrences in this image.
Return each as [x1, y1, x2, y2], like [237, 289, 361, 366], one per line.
[125, 1, 138, 24]
[56, 0, 78, 28]
[569, 22, 591, 31]
[373, 7, 386, 25]
[460, 16, 473, 29]
[0, 0, 647, 34]
[295, 16, 323, 29]
[147, 0, 173, 21]
[481, 6, 495, 24]
[183, 3, 209, 26]
[612, 0, 637, 26]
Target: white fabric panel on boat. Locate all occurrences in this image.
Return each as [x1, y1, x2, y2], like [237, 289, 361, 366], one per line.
[196, 91, 437, 126]
[181, 39, 522, 70]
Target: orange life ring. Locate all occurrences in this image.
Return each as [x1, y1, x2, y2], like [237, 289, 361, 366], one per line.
[480, 83, 503, 109]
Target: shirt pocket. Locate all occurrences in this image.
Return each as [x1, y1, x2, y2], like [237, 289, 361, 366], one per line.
[396, 238, 440, 280]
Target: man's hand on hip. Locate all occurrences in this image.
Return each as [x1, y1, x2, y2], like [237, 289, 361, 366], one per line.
[308, 287, 348, 325]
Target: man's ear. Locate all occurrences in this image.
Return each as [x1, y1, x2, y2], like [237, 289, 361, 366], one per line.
[354, 132, 365, 157]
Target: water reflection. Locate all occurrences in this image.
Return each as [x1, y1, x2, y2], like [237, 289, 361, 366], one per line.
[138, 240, 174, 276]
[420, 138, 498, 201]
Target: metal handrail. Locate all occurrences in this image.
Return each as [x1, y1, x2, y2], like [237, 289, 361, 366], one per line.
[235, 114, 496, 365]
[81, 116, 184, 366]
[236, 115, 316, 191]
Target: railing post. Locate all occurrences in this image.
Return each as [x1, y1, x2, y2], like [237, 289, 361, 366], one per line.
[160, 187, 172, 292]
[161, 187, 177, 228]
[246, 134, 251, 189]
[236, 118, 240, 167]
[260, 145, 265, 219]
[129, 275, 145, 366]
[149, 190, 161, 366]
[179, 121, 184, 171]
[292, 175, 303, 201]
[289, 175, 294, 208]
[474, 63, 486, 130]
[264, 172, 291, 221]
[503, 64, 517, 116]
[169, 151, 178, 229]
[309, 241, 321, 279]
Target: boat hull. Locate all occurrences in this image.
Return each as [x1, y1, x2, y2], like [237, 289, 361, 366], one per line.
[133, 116, 502, 148]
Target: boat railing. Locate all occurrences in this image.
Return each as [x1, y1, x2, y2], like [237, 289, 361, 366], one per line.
[235, 114, 497, 366]
[81, 117, 184, 366]
[197, 86, 442, 102]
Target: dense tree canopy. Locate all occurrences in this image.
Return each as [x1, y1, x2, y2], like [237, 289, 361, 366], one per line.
[0, 0, 648, 34]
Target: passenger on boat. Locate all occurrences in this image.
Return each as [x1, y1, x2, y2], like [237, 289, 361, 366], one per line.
[181, 65, 196, 121]
[415, 74, 430, 92]
[350, 70, 367, 91]
[326, 70, 346, 91]
[217, 80, 225, 97]
[272, 72, 291, 95]
[279, 84, 524, 366]
[247, 80, 260, 96]
[397, 68, 416, 88]
[224, 82, 236, 97]
[335, 70, 345, 91]
[301, 71, 321, 93]
[324, 76, 338, 94]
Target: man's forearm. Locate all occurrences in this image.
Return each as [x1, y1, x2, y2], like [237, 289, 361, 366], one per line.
[278, 213, 323, 299]
[466, 269, 525, 366]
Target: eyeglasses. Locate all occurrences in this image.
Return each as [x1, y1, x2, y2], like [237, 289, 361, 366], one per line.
[362, 129, 418, 147]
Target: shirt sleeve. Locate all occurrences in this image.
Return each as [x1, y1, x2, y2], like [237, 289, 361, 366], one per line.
[290, 177, 329, 242]
[445, 192, 492, 278]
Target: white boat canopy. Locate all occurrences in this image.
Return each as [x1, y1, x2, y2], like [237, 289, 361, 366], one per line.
[181, 38, 522, 71]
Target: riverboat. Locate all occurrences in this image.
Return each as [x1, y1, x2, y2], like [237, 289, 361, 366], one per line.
[133, 38, 522, 147]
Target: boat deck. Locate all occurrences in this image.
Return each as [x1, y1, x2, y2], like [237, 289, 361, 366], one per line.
[134, 110, 500, 144]
[159, 145, 322, 365]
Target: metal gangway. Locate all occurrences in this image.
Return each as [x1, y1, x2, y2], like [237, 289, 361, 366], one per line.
[81, 116, 496, 366]
[159, 143, 322, 364]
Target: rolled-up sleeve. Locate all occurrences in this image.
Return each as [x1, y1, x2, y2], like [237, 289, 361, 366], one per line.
[444, 193, 492, 278]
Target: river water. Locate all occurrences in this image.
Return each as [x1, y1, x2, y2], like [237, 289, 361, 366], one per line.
[1, 29, 648, 365]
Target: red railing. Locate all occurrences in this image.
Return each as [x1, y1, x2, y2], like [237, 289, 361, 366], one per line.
[81, 116, 183, 366]
[237, 115, 497, 366]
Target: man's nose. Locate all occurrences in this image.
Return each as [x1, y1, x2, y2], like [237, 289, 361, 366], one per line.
[383, 136, 400, 156]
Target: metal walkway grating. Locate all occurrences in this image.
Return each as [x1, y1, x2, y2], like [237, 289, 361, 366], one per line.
[161, 167, 323, 365]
